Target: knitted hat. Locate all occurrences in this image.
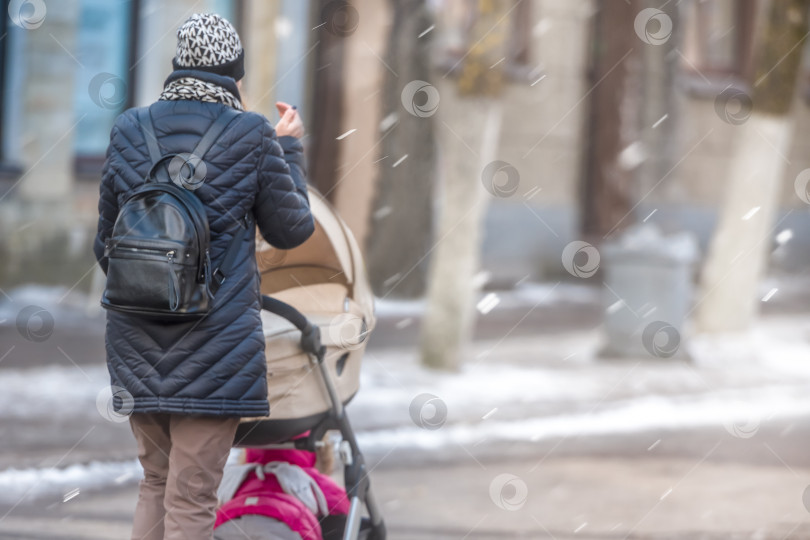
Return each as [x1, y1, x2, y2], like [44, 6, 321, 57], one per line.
[172, 13, 245, 81]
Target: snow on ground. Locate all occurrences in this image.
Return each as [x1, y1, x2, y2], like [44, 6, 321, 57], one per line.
[3, 384, 809, 504]
[0, 364, 110, 420]
[357, 386, 810, 450]
[2, 313, 810, 429]
[0, 450, 247, 505]
[0, 285, 103, 329]
[0, 460, 140, 505]
[373, 281, 599, 318]
[3, 282, 810, 503]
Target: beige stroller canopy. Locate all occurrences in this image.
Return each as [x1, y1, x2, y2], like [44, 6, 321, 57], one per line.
[250, 188, 376, 422]
[257, 189, 375, 325]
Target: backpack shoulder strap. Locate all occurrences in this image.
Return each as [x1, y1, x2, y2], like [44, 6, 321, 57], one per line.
[210, 213, 255, 294]
[138, 108, 238, 182]
[137, 107, 162, 164]
[192, 111, 239, 160]
[138, 107, 172, 183]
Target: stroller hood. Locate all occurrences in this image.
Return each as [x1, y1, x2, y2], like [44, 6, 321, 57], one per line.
[256, 188, 375, 329]
[239, 187, 374, 424]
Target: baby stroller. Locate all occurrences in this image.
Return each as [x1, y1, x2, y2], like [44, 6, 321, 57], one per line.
[229, 189, 385, 540]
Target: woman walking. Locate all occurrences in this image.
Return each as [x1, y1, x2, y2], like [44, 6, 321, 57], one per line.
[93, 13, 314, 540]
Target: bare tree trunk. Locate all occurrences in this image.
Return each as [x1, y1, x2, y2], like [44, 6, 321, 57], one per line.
[581, 0, 642, 241]
[366, 0, 436, 298]
[309, 0, 348, 200]
[696, 0, 809, 332]
[420, 0, 509, 371]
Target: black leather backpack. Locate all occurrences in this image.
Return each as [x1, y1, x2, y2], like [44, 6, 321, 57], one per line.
[101, 108, 252, 321]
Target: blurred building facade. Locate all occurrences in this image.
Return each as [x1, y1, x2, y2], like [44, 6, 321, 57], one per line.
[469, 0, 810, 283]
[0, 0, 313, 288]
[1, 0, 809, 291]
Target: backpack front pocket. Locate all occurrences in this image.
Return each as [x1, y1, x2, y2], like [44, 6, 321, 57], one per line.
[104, 238, 198, 312]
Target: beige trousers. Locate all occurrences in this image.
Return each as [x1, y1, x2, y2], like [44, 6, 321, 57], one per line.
[129, 413, 239, 540]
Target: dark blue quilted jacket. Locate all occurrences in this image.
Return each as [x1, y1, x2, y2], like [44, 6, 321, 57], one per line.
[93, 76, 314, 417]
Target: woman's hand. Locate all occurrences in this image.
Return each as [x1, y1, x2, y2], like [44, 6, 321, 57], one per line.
[274, 101, 304, 139]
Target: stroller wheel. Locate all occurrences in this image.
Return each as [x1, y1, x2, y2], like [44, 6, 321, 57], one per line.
[367, 520, 386, 540]
[320, 515, 375, 540]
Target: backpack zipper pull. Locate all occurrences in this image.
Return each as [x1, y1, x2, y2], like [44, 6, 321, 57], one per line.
[167, 251, 180, 311]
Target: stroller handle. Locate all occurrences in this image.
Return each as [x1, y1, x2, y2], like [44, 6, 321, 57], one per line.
[261, 295, 308, 331]
[261, 295, 322, 356]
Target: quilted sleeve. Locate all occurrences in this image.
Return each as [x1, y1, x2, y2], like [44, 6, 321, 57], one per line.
[93, 125, 120, 274]
[252, 119, 315, 249]
[277, 135, 307, 197]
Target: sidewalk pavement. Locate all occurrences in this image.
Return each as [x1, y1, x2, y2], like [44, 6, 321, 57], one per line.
[3, 281, 810, 537]
[3, 446, 810, 539]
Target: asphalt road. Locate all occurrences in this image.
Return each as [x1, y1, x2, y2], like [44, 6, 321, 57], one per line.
[3, 283, 810, 538]
[2, 421, 810, 539]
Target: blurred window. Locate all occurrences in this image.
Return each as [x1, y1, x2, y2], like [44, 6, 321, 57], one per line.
[0, 0, 238, 179]
[437, 0, 535, 82]
[73, 0, 236, 176]
[0, 0, 14, 171]
[73, 0, 136, 174]
[681, 0, 756, 94]
[209, 0, 237, 25]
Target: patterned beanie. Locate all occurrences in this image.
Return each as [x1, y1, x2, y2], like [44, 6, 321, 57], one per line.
[172, 13, 245, 81]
